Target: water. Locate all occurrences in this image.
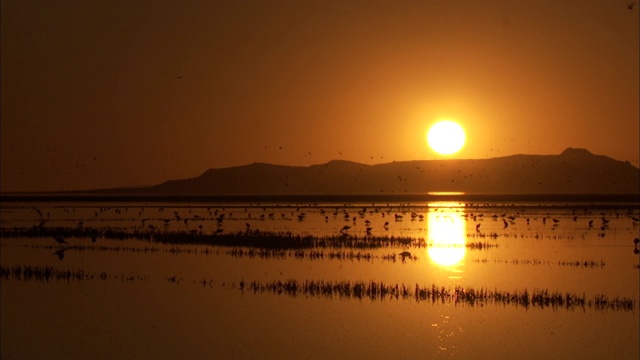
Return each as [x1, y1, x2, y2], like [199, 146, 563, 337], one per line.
[1, 197, 639, 359]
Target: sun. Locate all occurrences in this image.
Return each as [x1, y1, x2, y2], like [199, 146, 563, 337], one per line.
[427, 120, 466, 155]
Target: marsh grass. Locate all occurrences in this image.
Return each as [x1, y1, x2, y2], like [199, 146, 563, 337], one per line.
[243, 279, 635, 311]
[0, 265, 148, 282]
[473, 258, 607, 268]
[0, 226, 497, 251]
[3, 264, 632, 312]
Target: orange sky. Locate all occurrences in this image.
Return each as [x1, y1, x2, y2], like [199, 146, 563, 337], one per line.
[1, 1, 638, 192]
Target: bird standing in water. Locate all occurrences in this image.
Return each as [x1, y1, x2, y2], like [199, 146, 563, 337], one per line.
[398, 251, 413, 262]
[53, 236, 68, 245]
[53, 248, 67, 260]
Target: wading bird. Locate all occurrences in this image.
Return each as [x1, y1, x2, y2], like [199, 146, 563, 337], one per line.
[398, 251, 413, 262]
[53, 248, 67, 260]
[53, 236, 68, 245]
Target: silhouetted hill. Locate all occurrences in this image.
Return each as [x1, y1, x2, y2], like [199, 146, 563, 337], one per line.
[115, 148, 638, 195]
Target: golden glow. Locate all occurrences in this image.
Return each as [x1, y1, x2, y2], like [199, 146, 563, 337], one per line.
[427, 121, 466, 155]
[426, 203, 466, 267]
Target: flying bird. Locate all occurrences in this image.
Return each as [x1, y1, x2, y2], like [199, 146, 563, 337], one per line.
[627, 2, 636, 10]
[340, 225, 351, 233]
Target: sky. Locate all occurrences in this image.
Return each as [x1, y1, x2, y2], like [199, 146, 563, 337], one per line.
[1, 0, 638, 192]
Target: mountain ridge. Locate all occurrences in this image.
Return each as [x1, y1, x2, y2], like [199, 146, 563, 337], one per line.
[7, 148, 636, 196]
[135, 148, 638, 195]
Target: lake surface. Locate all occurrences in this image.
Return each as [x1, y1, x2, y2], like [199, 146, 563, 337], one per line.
[1, 196, 639, 359]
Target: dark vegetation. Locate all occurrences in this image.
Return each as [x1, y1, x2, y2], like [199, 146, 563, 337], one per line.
[0, 225, 495, 250]
[1, 265, 634, 312]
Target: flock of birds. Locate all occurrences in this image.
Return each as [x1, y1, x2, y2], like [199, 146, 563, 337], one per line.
[44, 205, 640, 261]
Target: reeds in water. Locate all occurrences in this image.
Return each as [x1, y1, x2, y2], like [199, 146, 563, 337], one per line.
[2, 265, 635, 312]
[243, 279, 636, 312]
[0, 265, 147, 282]
[0, 226, 468, 251]
[473, 258, 607, 268]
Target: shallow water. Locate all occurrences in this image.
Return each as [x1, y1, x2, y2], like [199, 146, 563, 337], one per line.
[1, 198, 639, 359]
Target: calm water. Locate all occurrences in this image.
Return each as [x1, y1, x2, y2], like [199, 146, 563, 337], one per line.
[1, 198, 639, 359]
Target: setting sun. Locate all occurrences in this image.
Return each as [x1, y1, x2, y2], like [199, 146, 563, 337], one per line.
[427, 121, 466, 155]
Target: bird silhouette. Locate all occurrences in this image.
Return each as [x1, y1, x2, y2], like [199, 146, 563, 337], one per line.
[398, 251, 413, 262]
[53, 248, 67, 260]
[627, 2, 636, 10]
[53, 236, 68, 245]
[340, 225, 351, 233]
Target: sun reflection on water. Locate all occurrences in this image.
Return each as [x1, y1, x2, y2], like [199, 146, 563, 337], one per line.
[426, 203, 467, 274]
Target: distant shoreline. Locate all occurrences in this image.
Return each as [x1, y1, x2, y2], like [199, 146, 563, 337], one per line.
[1, 193, 638, 205]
